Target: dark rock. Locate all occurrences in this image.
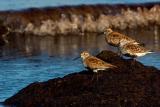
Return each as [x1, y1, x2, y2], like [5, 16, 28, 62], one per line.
[4, 50, 160, 107]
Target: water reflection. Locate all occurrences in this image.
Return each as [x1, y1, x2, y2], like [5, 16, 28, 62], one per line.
[2, 33, 109, 58]
[1, 28, 160, 58]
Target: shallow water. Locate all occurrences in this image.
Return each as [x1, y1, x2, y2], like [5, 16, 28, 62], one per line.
[0, 28, 160, 106]
[0, 0, 160, 10]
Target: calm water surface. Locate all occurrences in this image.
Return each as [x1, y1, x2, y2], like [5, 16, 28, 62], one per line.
[0, 28, 160, 106]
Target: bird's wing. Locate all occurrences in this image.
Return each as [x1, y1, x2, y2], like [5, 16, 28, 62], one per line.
[108, 32, 136, 43]
[113, 32, 138, 43]
[85, 56, 116, 69]
[125, 44, 149, 53]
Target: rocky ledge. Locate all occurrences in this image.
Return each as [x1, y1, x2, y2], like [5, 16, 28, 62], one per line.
[4, 50, 160, 107]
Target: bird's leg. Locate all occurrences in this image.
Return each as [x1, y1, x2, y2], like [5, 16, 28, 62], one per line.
[133, 57, 136, 62]
[91, 70, 98, 82]
[119, 50, 122, 57]
[116, 47, 119, 54]
[131, 57, 136, 66]
[91, 73, 95, 82]
[133, 58, 136, 64]
[117, 47, 122, 56]
[96, 73, 99, 82]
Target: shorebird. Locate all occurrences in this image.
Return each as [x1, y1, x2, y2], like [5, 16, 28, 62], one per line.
[104, 28, 140, 53]
[119, 40, 152, 59]
[80, 51, 116, 73]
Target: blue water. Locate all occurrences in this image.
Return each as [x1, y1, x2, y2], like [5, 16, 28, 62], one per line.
[0, 0, 159, 11]
[0, 29, 159, 107]
[0, 54, 84, 102]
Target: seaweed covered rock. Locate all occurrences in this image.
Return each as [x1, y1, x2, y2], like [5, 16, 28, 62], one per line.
[4, 50, 160, 107]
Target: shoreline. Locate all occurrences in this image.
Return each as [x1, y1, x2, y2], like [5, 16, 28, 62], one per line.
[0, 2, 159, 35]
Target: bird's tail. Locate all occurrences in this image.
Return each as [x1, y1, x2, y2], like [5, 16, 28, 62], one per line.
[147, 51, 154, 54]
[139, 43, 145, 47]
[133, 42, 145, 46]
[110, 64, 117, 68]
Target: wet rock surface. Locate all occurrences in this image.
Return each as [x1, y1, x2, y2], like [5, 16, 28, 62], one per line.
[4, 50, 160, 107]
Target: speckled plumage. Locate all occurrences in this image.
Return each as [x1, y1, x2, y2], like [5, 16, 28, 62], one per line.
[104, 28, 139, 47]
[81, 51, 116, 72]
[120, 43, 152, 58]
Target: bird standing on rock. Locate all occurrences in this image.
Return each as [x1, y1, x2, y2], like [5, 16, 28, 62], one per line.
[80, 51, 116, 73]
[119, 40, 153, 60]
[104, 28, 141, 53]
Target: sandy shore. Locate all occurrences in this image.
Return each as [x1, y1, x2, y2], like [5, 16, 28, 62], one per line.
[0, 2, 160, 35]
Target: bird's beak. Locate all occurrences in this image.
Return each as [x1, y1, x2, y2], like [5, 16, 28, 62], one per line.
[73, 56, 80, 61]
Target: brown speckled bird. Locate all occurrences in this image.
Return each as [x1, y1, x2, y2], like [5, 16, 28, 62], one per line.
[80, 51, 116, 73]
[119, 40, 152, 59]
[104, 28, 140, 52]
